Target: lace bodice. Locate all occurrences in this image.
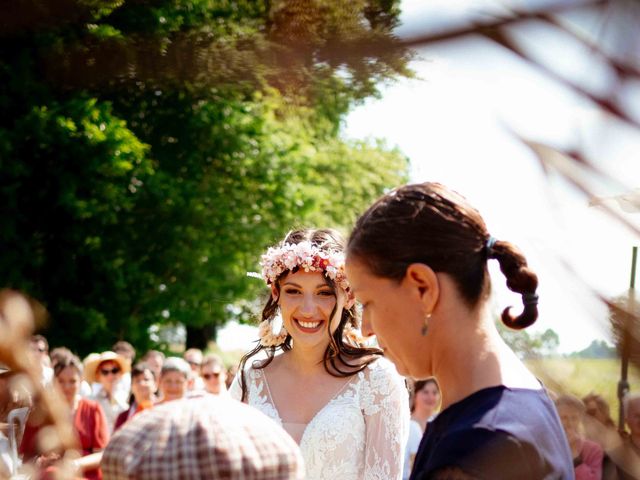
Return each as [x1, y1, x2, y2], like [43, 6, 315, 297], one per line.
[230, 357, 409, 480]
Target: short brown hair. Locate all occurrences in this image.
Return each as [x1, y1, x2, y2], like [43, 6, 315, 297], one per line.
[53, 354, 83, 378]
[113, 341, 136, 361]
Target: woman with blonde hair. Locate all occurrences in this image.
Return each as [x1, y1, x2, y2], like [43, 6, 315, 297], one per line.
[556, 394, 604, 479]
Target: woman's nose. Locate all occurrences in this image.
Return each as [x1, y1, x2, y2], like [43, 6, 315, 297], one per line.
[299, 294, 317, 316]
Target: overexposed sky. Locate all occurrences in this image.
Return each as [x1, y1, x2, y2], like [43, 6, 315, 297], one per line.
[218, 0, 640, 355]
[344, 0, 640, 353]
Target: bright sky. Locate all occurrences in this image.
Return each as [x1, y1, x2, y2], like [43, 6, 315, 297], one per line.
[343, 0, 640, 353]
[218, 0, 640, 355]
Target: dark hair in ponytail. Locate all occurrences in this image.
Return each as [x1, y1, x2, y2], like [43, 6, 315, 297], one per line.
[347, 182, 538, 329]
[484, 237, 538, 328]
[237, 228, 382, 402]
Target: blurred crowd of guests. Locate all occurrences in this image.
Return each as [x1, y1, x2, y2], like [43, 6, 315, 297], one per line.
[1, 332, 246, 479]
[554, 391, 640, 479]
[5, 330, 640, 479]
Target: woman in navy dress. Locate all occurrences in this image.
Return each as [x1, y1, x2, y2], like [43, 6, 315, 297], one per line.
[346, 182, 573, 479]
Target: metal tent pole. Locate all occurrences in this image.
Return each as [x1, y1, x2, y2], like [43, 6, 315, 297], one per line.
[619, 246, 638, 433]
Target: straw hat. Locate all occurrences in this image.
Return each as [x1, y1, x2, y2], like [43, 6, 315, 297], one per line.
[83, 351, 131, 384]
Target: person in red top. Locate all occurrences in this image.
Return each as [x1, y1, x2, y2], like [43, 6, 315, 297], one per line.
[556, 394, 604, 480]
[21, 354, 110, 480]
[113, 362, 156, 431]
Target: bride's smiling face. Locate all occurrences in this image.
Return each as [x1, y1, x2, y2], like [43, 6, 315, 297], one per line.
[275, 270, 345, 348]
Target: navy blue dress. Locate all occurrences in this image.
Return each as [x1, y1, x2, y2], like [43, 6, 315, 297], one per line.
[409, 386, 574, 479]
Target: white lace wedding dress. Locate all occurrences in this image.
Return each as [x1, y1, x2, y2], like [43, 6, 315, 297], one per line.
[230, 357, 409, 480]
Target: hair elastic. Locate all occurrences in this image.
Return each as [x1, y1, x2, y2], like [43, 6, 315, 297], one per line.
[522, 293, 539, 306]
[485, 236, 497, 258]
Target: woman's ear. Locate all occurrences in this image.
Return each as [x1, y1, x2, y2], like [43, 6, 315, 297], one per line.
[270, 284, 279, 303]
[404, 263, 439, 314]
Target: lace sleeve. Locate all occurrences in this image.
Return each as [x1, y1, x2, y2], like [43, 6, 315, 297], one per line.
[361, 359, 410, 480]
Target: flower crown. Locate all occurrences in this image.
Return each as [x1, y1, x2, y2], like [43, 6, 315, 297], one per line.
[258, 241, 350, 292]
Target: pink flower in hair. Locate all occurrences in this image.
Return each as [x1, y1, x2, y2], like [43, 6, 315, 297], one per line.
[259, 241, 350, 292]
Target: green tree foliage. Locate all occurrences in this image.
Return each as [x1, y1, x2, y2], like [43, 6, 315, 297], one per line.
[497, 322, 560, 359]
[0, 0, 410, 353]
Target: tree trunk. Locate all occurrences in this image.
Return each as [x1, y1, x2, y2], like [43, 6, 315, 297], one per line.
[185, 324, 217, 350]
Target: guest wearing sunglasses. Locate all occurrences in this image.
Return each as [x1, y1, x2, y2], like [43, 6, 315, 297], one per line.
[201, 354, 228, 396]
[84, 351, 130, 433]
[183, 348, 206, 391]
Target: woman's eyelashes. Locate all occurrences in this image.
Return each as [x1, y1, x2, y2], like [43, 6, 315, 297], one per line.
[282, 287, 335, 297]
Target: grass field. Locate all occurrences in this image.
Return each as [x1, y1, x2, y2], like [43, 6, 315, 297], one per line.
[526, 357, 640, 423]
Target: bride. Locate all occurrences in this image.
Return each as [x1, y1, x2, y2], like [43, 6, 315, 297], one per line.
[230, 228, 408, 480]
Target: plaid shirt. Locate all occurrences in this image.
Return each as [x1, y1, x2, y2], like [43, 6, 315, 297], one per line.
[102, 396, 304, 480]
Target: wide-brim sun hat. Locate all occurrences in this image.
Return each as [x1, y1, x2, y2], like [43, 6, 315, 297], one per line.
[83, 351, 131, 384]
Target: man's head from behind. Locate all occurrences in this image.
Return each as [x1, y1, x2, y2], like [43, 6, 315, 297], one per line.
[102, 396, 304, 480]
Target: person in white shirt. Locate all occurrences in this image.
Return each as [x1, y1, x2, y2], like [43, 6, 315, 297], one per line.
[84, 351, 130, 433]
[403, 378, 441, 479]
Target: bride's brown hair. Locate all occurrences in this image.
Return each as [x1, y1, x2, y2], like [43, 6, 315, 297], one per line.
[237, 228, 381, 402]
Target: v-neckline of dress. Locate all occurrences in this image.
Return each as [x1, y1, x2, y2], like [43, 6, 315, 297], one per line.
[259, 368, 358, 447]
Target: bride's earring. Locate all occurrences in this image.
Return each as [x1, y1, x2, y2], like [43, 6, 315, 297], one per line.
[258, 315, 288, 347]
[421, 313, 431, 336]
[343, 323, 364, 345]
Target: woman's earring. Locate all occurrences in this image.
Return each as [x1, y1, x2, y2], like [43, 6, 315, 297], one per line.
[258, 317, 288, 347]
[421, 313, 431, 336]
